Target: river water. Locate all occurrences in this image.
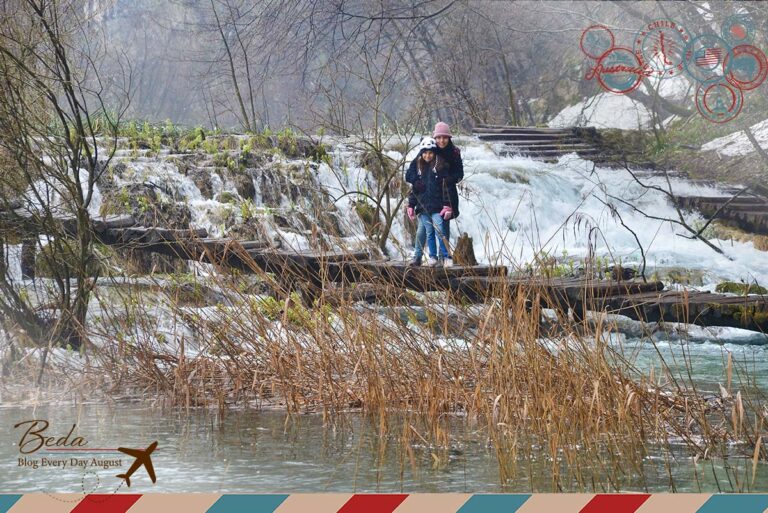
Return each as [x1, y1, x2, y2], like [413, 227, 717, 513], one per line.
[2, 337, 767, 494]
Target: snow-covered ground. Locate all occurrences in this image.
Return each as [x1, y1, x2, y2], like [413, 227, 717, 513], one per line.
[549, 93, 653, 129]
[549, 69, 768, 158]
[549, 75, 693, 130]
[701, 118, 768, 157]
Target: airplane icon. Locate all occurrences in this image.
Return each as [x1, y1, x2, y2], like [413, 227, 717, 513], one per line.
[116, 441, 158, 487]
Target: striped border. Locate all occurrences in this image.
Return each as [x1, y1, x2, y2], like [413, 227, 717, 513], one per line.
[1, 494, 768, 513]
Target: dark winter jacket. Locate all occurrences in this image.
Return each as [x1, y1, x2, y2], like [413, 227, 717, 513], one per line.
[434, 142, 463, 218]
[405, 151, 452, 215]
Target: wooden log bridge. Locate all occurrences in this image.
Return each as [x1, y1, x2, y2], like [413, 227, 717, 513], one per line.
[2, 211, 768, 334]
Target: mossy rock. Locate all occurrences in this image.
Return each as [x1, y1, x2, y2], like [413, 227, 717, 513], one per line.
[169, 282, 227, 306]
[100, 184, 191, 229]
[354, 201, 379, 235]
[212, 152, 229, 168]
[35, 241, 104, 278]
[388, 141, 409, 156]
[188, 168, 214, 199]
[119, 250, 187, 275]
[231, 173, 255, 199]
[729, 305, 768, 326]
[663, 268, 705, 286]
[268, 134, 322, 159]
[715, 281, 767, 295]
[359, 149, 394, 181]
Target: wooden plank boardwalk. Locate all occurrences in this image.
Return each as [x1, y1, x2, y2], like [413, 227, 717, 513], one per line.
[473, 124, 609, 162]
[677, 195, 768, 236]
[2, 210, 767, 334]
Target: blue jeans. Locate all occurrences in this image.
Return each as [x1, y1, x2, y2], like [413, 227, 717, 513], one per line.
[417, 213, 450, 259]
[414, 219, 426, 259]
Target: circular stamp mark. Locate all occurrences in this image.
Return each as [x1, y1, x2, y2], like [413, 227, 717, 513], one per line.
[696, 79, 743, 123]
[724, 44, 768, 91]
[683, 34, 733, 84]
[634, 20, 691, 78]
[587, 47, 650, 94]
[580, 25, 615, 60]
[722, 14, 754, 46]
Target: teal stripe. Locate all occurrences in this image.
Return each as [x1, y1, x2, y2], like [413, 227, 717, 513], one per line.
[0, 496, 21, 513]
[457, 494, 531, 513]
[206, 494, 289, 513]
[696, 495, 768, 513]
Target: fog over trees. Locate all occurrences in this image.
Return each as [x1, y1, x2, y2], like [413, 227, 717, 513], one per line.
[80, 0, 768, 132]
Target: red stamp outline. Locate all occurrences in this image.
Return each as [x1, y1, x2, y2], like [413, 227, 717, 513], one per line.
[580, 25, 615, 60]
[586, 47, 650, 94]
[695, 80, 743, 124]
[724, 44, 768, 91]
[633, 20, 690, 78]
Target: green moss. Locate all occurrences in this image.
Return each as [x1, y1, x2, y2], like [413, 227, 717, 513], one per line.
[249, 295, 282, 319]
[716, 281, 767, 295]
[217, 191, 239, 204]
[170, 282, 206, 306]
[202, 138, 220, 155]
[354, 200, 379, 235]
[664, 268, 704, 286]
[178, 126, 206, 151]
[99, 187, 132, 216]
[212, 152, 229, 168]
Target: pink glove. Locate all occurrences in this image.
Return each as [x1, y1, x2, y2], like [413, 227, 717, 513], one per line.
[407, 207, 416, 221]
[440, 206, 453, 220]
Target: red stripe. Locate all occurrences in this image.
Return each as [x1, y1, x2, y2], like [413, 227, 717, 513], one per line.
[579, 494, 651, 513]
[69, 494, 142, 513]
[337, 494, 408, 513]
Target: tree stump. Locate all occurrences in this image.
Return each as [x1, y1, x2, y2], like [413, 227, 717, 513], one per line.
[453, 232, 477, 266]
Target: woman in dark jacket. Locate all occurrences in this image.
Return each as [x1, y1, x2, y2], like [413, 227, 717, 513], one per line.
[432, 122, 463, 260]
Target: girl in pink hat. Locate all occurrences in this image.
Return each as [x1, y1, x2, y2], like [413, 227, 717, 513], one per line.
[431, 122, 464, 267]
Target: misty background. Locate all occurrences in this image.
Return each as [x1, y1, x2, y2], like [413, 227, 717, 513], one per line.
[78, 1, 767, 132]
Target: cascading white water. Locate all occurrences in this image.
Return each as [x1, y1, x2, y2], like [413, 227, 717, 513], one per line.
[94, 138, 768, 288]
[377, 137, 768, 288]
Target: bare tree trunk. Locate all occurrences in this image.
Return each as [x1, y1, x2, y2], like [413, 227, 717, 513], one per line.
[210, 0, 252, 131]
[493, 26, 520, 126]
[745, 126, 768, 163]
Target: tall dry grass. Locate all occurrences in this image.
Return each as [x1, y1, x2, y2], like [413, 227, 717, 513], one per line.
[2, 218, 766, 491]
[47, 236, 763, 492]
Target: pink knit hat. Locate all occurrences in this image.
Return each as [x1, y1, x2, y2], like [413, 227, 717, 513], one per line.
[432, 121, 452, 138]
